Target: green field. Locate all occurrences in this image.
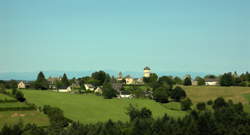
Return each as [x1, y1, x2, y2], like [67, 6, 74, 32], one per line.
[22, 90, 187, 124]
[0, 110, 49, 127]
[182, 86, 250, 104]
[0, 93, 16, 101]
[0, 102, 30, 108]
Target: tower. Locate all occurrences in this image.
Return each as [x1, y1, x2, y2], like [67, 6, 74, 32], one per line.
[143, 67, 151, 78]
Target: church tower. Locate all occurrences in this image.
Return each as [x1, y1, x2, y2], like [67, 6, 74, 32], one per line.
[143, 67, 151, 78]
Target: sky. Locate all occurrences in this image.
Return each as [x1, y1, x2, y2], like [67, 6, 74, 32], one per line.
[0, 0, 249, 74]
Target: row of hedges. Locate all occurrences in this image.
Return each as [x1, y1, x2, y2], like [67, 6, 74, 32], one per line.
[0, 99, 17, 103]
[0, 106, 35, 111]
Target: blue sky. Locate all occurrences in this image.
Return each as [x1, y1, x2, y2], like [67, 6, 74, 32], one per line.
[0, 0, 249, 74]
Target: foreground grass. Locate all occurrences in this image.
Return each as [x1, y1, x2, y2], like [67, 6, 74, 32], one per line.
[182, 86, 250, 104]
[0, 110, 49, 127]
[0, 93, 16, 101]
[23, 90, 186, 124]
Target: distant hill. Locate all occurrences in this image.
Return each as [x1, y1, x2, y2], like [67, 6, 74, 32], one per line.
[0, 70, 208, 81]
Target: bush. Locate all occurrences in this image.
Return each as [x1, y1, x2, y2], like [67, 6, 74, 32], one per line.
[171, 86, 186, 101]
[207, 100, 213, 105]
[15, 91, 26, 102]
[153, 87, 169, 103]
[12, 88, 17, 95]
[212, 97, 228, 110]
[196, 102, 206, 111]
[183, 77, 192, 86]
[181, 98, 192, 111]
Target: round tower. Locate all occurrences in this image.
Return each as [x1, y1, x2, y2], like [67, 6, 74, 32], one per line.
[144, 67, 151, 78]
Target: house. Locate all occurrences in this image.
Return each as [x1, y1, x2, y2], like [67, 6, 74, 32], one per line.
[125, 75, 134, 84]
[205, 78, 219, 86]
[58, 86, 72, 93]
[84, 84, 95, 91]
[94, 87, 103, 94]
[118, 91, 133, 98]
[192, 80, 198, 86]
[111, 83, 123, 92]
[18, 81, 26, 89]
[48, 77, 61, 89]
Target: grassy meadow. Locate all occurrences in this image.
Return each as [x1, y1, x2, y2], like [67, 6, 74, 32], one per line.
[22, 90, 187, 124]
[0, 93, 16, 101]
[182, 86, 250, 104]
[0, 110, 49, 127]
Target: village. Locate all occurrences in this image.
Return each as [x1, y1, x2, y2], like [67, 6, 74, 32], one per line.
[16, 67, 220, 98]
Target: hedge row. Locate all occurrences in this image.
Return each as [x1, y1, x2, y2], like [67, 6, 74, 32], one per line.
[0, 106, 35, 111]
[0, 100, 17, 103]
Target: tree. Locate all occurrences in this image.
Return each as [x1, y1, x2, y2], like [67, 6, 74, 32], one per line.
[174, 76, 183, 85]
[102, 82, 117, 99]
[158, 76, 174, 89]
[0, 83, 6, 93]
[220, 72, 234, 86]
[127, 104, 152, 121]
[212, 97, 228, 110]
[91, 71, 108, 86]
[181, 98, 192, 111]
[61, 73, 70, 88]
[196, 102, 206, 111]
[183, 77, 192, 86]
[15, 91, 25, 102]
[34, 72, 48, 90]
[171, 86, 186, 101]
[143, 73, 158, 84]
[195, 76, 205, 86]
[153, 87, 169, 103]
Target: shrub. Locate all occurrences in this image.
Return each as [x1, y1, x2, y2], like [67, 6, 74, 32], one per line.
[196, 102, 206, 111]
[207, 100, 213, 105]
[171, 86, 186, 101]
[181, 98, 192, 111]
[15, 91, 26, 102]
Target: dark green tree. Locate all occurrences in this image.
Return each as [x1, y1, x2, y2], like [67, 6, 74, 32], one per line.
[220, 72, 234, 86]
[91, 71, 108, 86]
[61, 73, 70, 88]
[158, 76, 174, 89]
[212, 97, 228, 110]
[15, 91, 26, 102]
[153, 87, 169, 103]
[183, 77, 192, 86]
[196, 102, 206, 111]
[195, 76, 205, 86]
[102, 82, 117, 99]
[171, 86, 186, 101]
[34, 72, 48, 90]
[143, 73, 158, 84]
[174, 76, 183, 85]
[181, 98, 192, 111]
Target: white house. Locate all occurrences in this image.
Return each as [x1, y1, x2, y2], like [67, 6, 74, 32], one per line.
[94, 87, 103, 94]
[205, 78, 219, 86]
[18, 81, 26, 89]
[118, 91, 133, 98]
[125, 76, 134, 85]
[58, 86, 72, 93]
[84, 84, 95, 91]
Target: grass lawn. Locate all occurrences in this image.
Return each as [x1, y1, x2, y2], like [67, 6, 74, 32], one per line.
[0, 93, 16, 101]
[0, 102, 30, 108]
[182, 86, 250, 104]
[22, 90, 187, 124]
[0, 110, 49, 128]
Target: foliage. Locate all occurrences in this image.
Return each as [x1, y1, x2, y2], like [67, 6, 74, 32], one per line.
[15, 91, 26, 102]
[102, 82, 117, 99]
[158, 76, 174, 89]
[196, 102, 206, 111]
[174, 76, 183, 85]
[212, 97, 228, 110]
[171, 86, 186, 101]
[0, 83, 6, 93]
[181, 98, 192, 111]
[153, 87, 169, 103]
[61, 73, 70, 88]
[143, 73, 158, 84]
[195, 76, 205, 86]
[220, 72, 234, 86]
[183, 77, 192, 86]
[34, 72, 49, 90]
[91, 71, 109, 86]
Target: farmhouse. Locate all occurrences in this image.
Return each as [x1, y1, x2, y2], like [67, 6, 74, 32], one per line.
[58, 86, 72, 93]
[94, 87, 103, 94]
[205, 78, 219, 86]
[17, 81, 26, 89]
[118, 91, 132, 98]
[48, 77, 61, 89]
[84, 84, 95, 91]
[125, 75, 134, 85]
